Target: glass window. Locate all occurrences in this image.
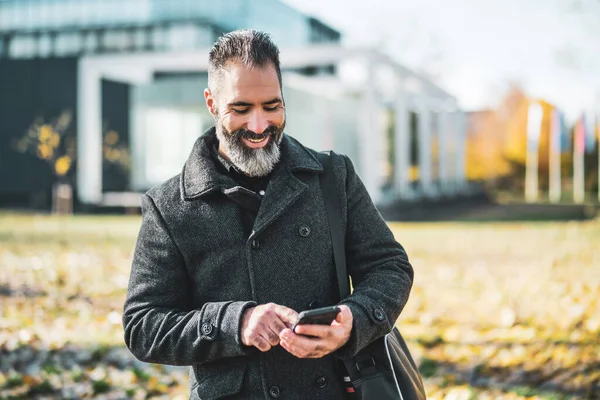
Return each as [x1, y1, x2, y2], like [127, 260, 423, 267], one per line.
[37, 2, 51, 29]
[7, 3, 18, 31]
[134, 28, 148, 51]
[9, 35, 36, 58]
[55, 32, 82, 56]
[151, 26, 167, 50]
[83, 31, 98, 53]
[38, 34, 53, 57]
[0, 7, 8, 31]
[114, 30, 131, 51]
[143, 109, 203, 184]
[166, 24, 197, 50]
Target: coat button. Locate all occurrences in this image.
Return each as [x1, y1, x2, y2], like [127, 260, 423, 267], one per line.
[269, 385, 280, 398]
[316, 376, 328, 388]
[373, 308, 386, 322]
[251, 239, 260, 250]
[201, 323, 213, 335]
[299, 225, 311, 237]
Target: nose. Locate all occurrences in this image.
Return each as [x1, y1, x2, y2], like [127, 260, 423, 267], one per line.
[247, 110, 269, 134]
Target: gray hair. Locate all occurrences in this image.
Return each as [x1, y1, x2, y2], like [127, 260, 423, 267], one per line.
[208, 29, 282, 95]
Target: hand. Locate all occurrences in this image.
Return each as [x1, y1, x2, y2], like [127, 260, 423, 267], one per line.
[241, 303, 299, 352]
[279, 304, 353, 358]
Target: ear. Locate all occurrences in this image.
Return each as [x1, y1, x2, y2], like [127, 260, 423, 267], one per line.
[204, 88, 217, 117]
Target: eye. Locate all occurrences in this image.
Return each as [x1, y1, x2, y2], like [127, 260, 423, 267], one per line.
[232, 108, 250, 115]
[264, 106, 279, 112]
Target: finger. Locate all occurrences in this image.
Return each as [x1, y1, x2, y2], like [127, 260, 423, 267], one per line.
[280, 336, 301, 357]
[265, 327, 281, 346]
[279, 327, 294, 342]
[336, 305, 353, 325]
[273, 305, 299, 325]
[294, 324, 338, 339]
[270, 319, 288, 336]
[282, 330, 327, 358]
[253, 336, 272, 352]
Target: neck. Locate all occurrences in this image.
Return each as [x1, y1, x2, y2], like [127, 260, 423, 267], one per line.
[217, 143, 232, 163]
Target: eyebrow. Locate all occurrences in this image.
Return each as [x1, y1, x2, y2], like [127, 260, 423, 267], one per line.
[227, 98, 282, 108]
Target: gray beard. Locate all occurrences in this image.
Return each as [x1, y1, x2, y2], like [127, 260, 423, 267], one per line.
[214, 121, 283, 178]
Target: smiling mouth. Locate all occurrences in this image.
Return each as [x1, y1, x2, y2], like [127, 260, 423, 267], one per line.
[246, 136, 268, 143]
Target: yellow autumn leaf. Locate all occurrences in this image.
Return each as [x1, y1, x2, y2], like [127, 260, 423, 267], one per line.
[23, 374, 41, 386]
[37, 143, 54, 160]
[409, 165, 419, 182]
[105, 130, 119, 146]
[48, 132, 61, 148]
[39, 125, 53, 142]
[147, 376, 159, 389]
[55, 156, 72, 176]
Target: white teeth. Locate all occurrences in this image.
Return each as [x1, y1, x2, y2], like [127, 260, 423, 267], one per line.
[247, 136, 267, 143]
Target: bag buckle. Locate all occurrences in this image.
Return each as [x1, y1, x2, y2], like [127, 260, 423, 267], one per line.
[355, 357, 376, 372]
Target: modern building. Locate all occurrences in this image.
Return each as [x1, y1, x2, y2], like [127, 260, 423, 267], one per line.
[0, 0, 340, 208]
[0, 0, 467, 210]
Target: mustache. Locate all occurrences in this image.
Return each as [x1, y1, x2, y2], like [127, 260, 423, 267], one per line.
[230, 125, 282, 141]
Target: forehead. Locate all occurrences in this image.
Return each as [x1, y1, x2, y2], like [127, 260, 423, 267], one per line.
[218, 62, 281, 103]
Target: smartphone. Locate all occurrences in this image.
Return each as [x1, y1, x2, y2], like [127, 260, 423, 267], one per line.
[292, 305, 340, 333]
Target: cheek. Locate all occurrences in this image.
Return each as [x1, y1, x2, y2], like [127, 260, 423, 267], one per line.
[271, 110, 286, 127]
[221, 113, 245, 132]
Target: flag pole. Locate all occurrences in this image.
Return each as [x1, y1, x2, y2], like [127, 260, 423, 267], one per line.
[525, 102, 543, 203]
[573, 115, 585, 204]
[549, 109, 561, 203]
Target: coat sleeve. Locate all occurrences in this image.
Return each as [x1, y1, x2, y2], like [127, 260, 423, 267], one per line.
[336, 154, 414, 358]
[122, 193, 256, 366]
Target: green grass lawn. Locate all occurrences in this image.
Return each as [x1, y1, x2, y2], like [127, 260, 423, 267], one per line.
[1, 213, 598, 399]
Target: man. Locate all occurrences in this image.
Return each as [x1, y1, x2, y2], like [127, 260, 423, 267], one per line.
[123, 29, 413, 399]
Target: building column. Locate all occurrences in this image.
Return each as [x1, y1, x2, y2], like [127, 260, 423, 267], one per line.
[418, 95, 433, 196]
[454, 110, 467, 188]
[358, 60, 383, 204]
[394, 81, 411, 199]
[438, 104, 450, 194]
[77, 60, 103, 204]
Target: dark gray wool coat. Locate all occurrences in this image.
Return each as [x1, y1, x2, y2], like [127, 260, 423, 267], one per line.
[123, 128, 414, 400]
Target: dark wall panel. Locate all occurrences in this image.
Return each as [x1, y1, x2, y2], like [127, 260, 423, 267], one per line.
[0, 57, 78, 208]
[0, 58, 131, 208]
[101, 78, 130, 193]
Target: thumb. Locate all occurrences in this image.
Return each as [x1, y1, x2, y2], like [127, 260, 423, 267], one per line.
[336, 305, 353, 325]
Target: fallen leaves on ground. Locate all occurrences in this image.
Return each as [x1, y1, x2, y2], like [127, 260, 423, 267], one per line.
[1, 213, 599, 399]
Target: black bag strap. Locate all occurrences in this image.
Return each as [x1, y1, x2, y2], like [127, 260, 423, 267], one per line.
[316, 151, 351, 300]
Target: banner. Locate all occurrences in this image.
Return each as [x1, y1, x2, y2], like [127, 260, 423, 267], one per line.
[574, 115, 585, 155]
[559, 111, 570, 153]
[550, 109, 561, 154]
[583, 113, 596, 153]
[526, 102, 543, 151]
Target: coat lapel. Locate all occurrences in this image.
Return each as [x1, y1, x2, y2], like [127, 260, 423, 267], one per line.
[251, 135, 323, 236]
[181, 128, 324, 235]
[251, 164, 307, 237]
[181, 129, 238, 200]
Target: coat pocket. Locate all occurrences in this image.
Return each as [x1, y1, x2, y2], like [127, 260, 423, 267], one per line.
[192, 360, 246, 399]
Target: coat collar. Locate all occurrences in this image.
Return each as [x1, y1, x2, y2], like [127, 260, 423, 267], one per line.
[181, 127, 323, 200]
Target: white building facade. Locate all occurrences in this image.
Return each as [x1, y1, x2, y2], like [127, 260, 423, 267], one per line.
[76, 45, 468, 206]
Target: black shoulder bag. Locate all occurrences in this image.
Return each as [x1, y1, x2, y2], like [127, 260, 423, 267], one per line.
[316, 152, 427, 400]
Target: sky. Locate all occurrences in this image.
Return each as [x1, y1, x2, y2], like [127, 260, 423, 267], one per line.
[282, 0, 600, 121]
